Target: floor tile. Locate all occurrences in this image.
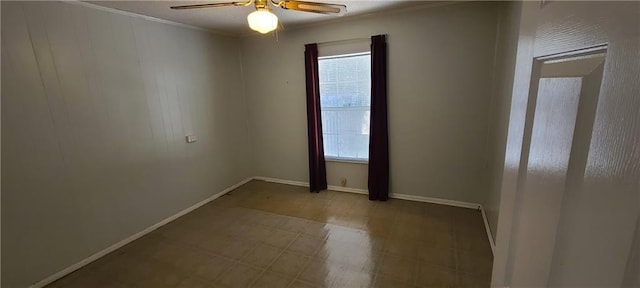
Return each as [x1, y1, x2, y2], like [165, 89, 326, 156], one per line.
[417, 245, 456, 269]
[176, 276, 216, 288]
[457, 234, 492, 257]
[250, 270, 293, 288]
[416, 262, 456, 287]
[372, 274, 416, 288]
[216, 238, 258, 260]
[197, 234, 233, 254]
[288, 280, 319, 288]
[280, 217, 311, 233]
[330, 267, 374, 288]
[287, 235, 324, 256]
[263, 229, 299, 248]
[377, 254, 419, 285]
[300, 221, 331, 239]
[215, 263, 262, 288]
[384, 239, 421, 259]
[50, 270, 129, 288]
[296, 259, 342, 286]
[459, 271, 491, 288]
[268, 251, 309, 277]
[422, 230, 455, 250]
[457, 251, 493, 279]
[241, 243, 283, 269]
[45, 180, 493, 288]
[193, 255, 235, 282]
[343, 250, 381, 273]
[135, 261, 189, 287]
[99, 254, 157, 284]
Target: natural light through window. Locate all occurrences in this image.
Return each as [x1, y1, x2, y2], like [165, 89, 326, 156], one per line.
[319, 52, 371, 162]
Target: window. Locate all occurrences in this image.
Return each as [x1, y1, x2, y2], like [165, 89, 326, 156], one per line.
[319, 52, 371, 162]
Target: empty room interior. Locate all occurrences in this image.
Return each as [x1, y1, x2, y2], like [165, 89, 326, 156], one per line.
[1, 0, 639, 287]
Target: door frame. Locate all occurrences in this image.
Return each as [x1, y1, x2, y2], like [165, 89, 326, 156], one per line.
[491, 2, 539, 286]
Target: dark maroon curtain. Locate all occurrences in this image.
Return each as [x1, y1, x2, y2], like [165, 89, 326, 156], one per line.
[368, 35, 389, 201]
[304, 43, 327, 193]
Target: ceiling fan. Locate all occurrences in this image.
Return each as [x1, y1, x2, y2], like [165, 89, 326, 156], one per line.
[170, 0, 347, 34]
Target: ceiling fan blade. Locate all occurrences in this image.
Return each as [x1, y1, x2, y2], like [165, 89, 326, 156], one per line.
[280, 0, 346, 14]
[170, 1, 251, 10]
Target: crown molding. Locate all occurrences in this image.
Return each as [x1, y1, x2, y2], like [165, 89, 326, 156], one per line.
[63, 0, 238, 38]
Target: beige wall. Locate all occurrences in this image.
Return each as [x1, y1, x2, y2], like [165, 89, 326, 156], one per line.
[483, 2, 521, 241]
[1, 2, 250, 287]
[242, 2, 501, 204]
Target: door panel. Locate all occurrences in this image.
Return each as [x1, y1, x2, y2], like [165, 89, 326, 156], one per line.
[546, 43, 640, 286]
[510, 50, 606, 286]
[494, 1, 639, 287]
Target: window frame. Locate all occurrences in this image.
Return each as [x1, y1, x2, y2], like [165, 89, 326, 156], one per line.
[318, 52, 371, 164]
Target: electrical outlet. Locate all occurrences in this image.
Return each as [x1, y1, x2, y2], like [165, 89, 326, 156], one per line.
[185, 135, 197, 143]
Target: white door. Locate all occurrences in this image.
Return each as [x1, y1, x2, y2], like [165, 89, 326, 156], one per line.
[493, 1, 639, 287]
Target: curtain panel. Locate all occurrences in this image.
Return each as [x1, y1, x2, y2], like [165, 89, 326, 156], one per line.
[304, 43, 328, 193]
[368, 35, 389, 201]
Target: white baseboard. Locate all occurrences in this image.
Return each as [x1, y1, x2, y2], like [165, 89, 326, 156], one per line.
[480, 205, 496, 255]
[252, 176, 309, 188]
[31, 177, 253, 288]
[390, 193, 480, 209]
[254, 176, 481, 209]
[328, 185, 368, 195]
[254, 177, 369, 196]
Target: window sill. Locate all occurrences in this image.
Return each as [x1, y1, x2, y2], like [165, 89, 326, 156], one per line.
[325, 158, 369, 165]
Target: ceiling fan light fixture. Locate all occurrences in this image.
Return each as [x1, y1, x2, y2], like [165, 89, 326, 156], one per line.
[247, 8, 278, 34]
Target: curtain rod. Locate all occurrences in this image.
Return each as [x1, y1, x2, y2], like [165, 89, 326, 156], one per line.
[314, 37, 371, 46]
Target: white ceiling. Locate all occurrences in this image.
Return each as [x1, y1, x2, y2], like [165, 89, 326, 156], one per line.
[86, 0, 428, 36]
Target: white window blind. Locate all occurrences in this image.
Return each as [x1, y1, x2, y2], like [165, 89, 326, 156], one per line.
[317, 39, 370, 57]
[319, 52, 371, 161]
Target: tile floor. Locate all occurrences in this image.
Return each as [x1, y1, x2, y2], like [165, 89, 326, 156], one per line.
[47, 180, 493, 288]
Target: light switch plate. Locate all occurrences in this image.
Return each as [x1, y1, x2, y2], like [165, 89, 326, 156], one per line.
[185, 135, 197, 143]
